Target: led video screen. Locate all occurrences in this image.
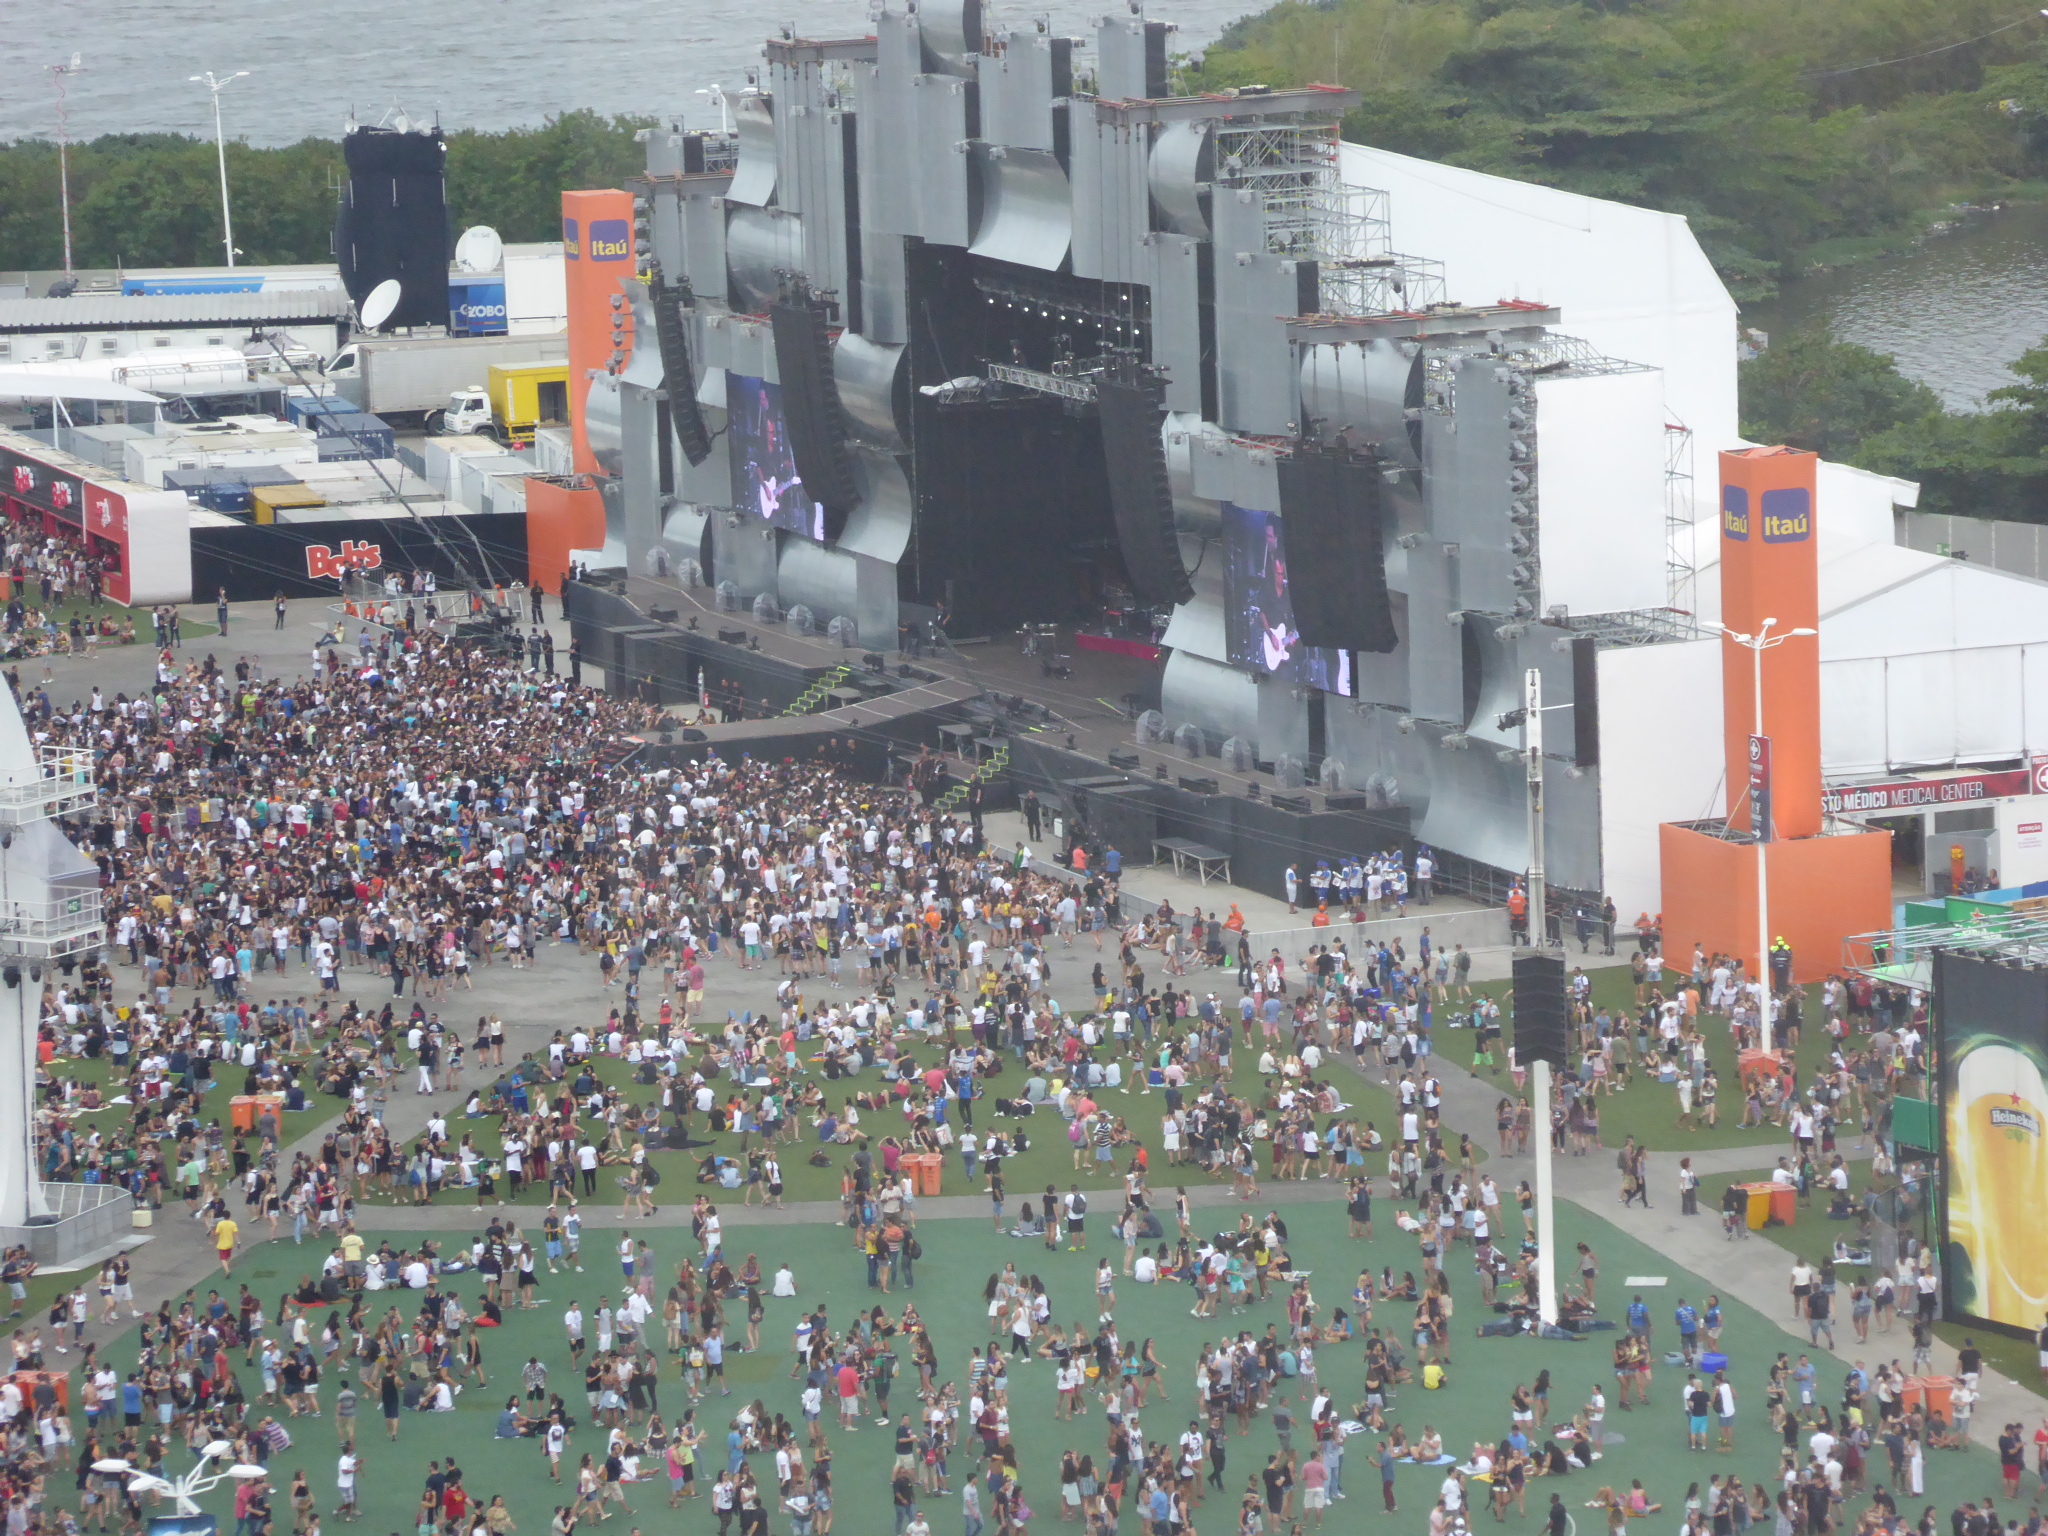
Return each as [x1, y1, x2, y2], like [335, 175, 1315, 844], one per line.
[1221, 501, 1353, 696]
[1938, 950, 2048, 1332]
[727, 373, 825, 540]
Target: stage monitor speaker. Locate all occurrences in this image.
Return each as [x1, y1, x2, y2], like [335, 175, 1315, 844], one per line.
[650, 273, 714, 466]
[1276, 447, 1397, 653]
[769, 289, 860, 530]
[1571, 634, 1600, 768]
[1097, 370, 1194, 606]
[1511, 952, 1569, 1068]
[335, 126, 449, 330]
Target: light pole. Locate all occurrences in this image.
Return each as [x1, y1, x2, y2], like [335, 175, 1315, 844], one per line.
[46, 54, 84, 278]
[190, 69, 250, 267]
[1718, 617, 1816, 1052]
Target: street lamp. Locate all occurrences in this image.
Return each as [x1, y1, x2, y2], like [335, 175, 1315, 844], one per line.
[93, 1441, 269, 1516]
[1717, 617, 1817, 1052]
[190, 69, 251, 267]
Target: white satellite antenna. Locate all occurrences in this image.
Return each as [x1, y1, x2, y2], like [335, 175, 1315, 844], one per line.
[359, 279, 401, 332]
[453, 225, 504, 274]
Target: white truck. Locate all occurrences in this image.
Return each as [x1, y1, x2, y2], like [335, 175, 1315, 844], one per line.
[321, 332, 567, 424]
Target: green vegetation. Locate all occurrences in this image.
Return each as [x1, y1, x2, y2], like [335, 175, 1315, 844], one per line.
[1740, 325, 2048, 519]
[1194, 0, 2048, 296]
[0, 112, 652, 274]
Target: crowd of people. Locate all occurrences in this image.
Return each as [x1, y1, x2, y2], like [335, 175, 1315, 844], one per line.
[0, 564, 1993, 1536]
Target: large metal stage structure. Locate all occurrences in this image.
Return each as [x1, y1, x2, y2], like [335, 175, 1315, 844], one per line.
[573, 0, 1702, 908]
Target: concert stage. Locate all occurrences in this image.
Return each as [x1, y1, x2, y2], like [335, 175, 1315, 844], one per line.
[569, 572, 1437, 908]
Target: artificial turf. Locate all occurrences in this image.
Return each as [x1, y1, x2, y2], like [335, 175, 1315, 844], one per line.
[86, 1195, 1999, 1536]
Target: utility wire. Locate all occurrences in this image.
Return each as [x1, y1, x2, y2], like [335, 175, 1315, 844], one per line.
[1802, 9, 2045, 79]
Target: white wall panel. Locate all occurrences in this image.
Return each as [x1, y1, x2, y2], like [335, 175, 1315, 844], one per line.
[1533, 369, 1667, 617]
[2025, 646, 2048, 759]
[1956, 648, 2023, 762]
[1596, 637, 1722, 918]
[1884, 652, 1955, 767]
[1821, 658, 1888, 777]
[1342, 141, 1739, 455]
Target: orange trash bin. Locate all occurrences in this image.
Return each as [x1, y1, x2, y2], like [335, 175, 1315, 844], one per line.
[1901, 1376, 1956, 1418]
[229, 1095, 257, 1131]
[904, 1153, 943, 1196]
[1768, 1184, 1798, 1226]
[10, 1371, 68, 1411]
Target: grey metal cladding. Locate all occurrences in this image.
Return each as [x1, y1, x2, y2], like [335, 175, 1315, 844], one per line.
[1418, 750, 1598, 892]
[1069, 116, 1150, 283]
[835, 449, 914, 563]
[914, 75, 975, 248]
[860, 228, 908, 344]
[1186, 434, 1279, 514]
[1349, 594, 1410, 708]
[726, 206, 803, 314]
[646, 186, 686, 284]
[969, 147, 1071, 271]
[1146, 233, 1202, 413]
[919, 0, 982, 78]
[834, 333, 908, 450]
[1426, 354, 1515, 613]
[978, 33, 1062, 152]
[1211, 187, 1299, 435]
[1257, 678, 1310, 764]
[1161, 649, 1260, 749]
[1148, 121, 1213, 239]
[800, 109, 853, 301]
[1296, 338, 1419, 470]
[772, 59, 833, 219]
[644, 129, 685, 179]
[1215, 254, 1301, 436]
[713, 515, 781, 604]
[1162, 411, 1223, 540]
[861, 25, 923, 239]
[1403, 543, 1464, 725]
[728, 93, 778, 208]
[776, 534, 862, 620]
[683, 193, 730, 299]
[1095, 14, 1154, 103]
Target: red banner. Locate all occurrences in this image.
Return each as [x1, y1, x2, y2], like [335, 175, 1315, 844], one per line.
[1822, 762, 2048, 816]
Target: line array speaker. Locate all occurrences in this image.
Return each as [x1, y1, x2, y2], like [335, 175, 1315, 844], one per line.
[1097, 367, 1194, 606]
[334, 126, 449, 330]
[1276, 447, 1397, 653]
[650, 272, 714, 466]
[1571, 634, 1600, 768]
[1511, 952, 1569, 1068]
[769, 289, 860, 530]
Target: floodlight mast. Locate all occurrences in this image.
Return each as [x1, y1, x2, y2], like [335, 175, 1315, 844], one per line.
[190, 69, 251, 266]
[46, 55, 84, 277]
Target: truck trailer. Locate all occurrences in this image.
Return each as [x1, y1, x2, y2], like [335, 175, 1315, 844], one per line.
[322, 332, 567, 423]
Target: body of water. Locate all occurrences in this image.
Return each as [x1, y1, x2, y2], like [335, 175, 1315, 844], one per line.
[1750, 202, 2048, 411]
[0, 0, 1254, 147]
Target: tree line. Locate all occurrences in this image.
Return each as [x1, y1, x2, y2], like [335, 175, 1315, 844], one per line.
[1196, 0, 2048, 298]
[0, 111, 652, 275]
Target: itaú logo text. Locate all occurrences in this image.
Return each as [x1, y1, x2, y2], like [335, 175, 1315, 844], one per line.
[1721, 486, 1749, 541]
[306, 540, 383, 581]
[588, 218, 631, 261]
[1761, 488, 1811, 543]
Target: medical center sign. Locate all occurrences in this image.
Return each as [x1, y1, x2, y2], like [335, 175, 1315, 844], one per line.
[1822, 761, 2048, 816]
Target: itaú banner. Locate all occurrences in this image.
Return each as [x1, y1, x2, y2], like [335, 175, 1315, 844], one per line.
[1824, 761, 2048, 815]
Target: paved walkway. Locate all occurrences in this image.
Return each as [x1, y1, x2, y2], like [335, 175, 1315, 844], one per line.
[1425, 1047, 2035, 1450]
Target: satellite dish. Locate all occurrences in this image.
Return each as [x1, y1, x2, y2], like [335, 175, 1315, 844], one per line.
[359, 279, 401, 332]
[454, 225, 504, 274]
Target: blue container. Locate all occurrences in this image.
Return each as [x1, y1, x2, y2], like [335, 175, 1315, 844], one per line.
[314, 412, 395, 460]
[196, 481, 253, 513]
[286, 393, 350, 427]
[1700, 1352, 1729, 1375]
